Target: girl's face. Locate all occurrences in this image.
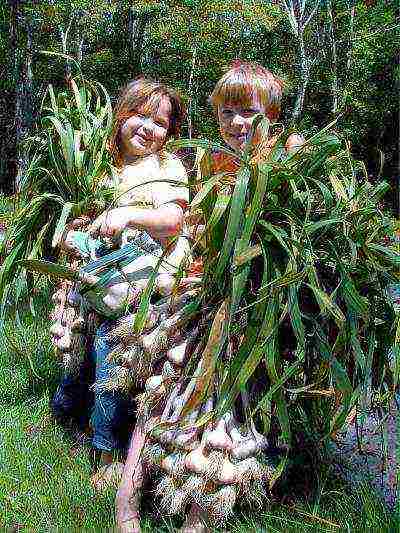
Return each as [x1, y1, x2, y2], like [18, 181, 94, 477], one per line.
[120, 95, 171, 160]
[217, 93, 265, 152]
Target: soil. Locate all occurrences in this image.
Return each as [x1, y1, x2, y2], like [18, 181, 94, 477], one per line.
[332, 401, 399, 508]
[332, 282, 400, 509]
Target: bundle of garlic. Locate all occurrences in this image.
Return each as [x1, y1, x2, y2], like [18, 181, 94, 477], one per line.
[142, 386, 276, 524]
[103, 290, 200, 393]
[49, 275, 101, 372]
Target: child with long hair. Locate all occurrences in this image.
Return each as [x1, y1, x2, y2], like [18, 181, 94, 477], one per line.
[52, 77, 190, 478]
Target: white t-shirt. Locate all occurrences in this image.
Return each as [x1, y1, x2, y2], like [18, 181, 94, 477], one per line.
[117, 152, 189, 210]
[115, 152, 191, 271]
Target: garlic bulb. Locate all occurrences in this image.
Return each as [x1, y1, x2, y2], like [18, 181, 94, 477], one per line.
[160, 452, 187, 476]
[145, 374, 165, 395]
[205, 418, 233, 452]
[50, 322, 64, 338]
[56, 332, 71, 352]
[229, 418, 258, 461]
[184, 430, 210, 475]
[155, 273, 176, 296]
[217, 456, 239, 484]
[166, 340, 187, 366]
[140, 326, 168, 359]
[51, 289, 65, 305]
[162, 360, 180, 381]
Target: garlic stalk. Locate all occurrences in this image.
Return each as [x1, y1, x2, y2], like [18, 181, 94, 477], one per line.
[168, 408, 200, 451]
[161, 383, 181, 422]
[169, 356, 203, 423]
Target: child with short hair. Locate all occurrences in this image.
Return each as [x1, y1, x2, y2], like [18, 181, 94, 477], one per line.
[210, 60, 303, 171]
[179, 61, 304, 533]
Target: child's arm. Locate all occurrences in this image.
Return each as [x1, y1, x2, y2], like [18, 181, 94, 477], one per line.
[87, 203, 184, 247]
[285, 133, 304, 153]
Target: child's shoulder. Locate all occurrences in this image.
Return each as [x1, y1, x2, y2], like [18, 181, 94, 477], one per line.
[162, 151, 187, 178]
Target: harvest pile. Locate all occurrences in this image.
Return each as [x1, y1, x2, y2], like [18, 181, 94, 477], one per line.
[2, 79, 398, 524]
[101, 119, 398, 521]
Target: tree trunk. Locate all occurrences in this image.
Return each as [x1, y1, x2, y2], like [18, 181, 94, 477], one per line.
[327, 0, 338, 114]
[15, 19, 34, 192]
[8, 0, 35, 193]
[187, 47, 198, 139]
[128, 9, 152, 74]
[292, 32, 309, 121]
[346, 0, 355, 70]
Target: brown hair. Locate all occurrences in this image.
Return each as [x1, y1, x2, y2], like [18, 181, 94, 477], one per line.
[210, 60, 284, 122]
[108, 77, 186, 167]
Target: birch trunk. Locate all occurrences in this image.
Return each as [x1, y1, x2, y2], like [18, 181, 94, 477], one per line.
[346, 0, 355, 70]
[187, 47, 198, 140]
[292, 32, 309, 121]
[128, 8, 152, 73]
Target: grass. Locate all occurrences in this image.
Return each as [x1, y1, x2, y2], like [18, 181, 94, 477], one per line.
[0, 282, 398, 532]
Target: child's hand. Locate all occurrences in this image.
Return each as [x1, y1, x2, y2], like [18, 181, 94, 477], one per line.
[88, 208, 132, 239]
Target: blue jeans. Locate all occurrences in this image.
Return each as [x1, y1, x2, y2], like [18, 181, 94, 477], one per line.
[52, 322, 135, 452]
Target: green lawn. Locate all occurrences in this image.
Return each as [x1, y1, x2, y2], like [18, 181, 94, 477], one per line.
[0, 284, 398, 532]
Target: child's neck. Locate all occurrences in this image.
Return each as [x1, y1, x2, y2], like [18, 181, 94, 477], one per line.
[123, 152, 159, 165]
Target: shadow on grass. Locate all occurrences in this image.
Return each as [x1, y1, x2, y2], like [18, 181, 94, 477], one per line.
[0, 283, 398, 531]
[1, 395, 398, 532]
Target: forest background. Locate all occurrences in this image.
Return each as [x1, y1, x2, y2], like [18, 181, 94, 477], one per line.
[0, 0, 399, 213]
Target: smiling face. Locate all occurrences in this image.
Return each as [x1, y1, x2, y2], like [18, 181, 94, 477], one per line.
[119, 94, 172, 161]
[217, 93, 265, 152]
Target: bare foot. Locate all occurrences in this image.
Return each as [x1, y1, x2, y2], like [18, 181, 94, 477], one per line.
[116, 489, 141, 533]
[180, 504, 209, 533]
[91, 462, 124, 492]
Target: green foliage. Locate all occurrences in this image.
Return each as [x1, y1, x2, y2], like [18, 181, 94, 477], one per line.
[0, 221, 397, 533]
[0, 77, 114, 317]
[0, 281, 59, 405]
[169, 118, 398, 480]
[0, 396, 397, 531]
[0, 396, 116, 531]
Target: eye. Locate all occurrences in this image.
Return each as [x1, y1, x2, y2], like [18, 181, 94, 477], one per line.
[221, 109, 233, 118]
[242, 109, 259, 117]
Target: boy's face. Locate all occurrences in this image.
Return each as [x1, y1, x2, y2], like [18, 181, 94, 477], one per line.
[217, 93, 265, 152]
[120, 95, 171, 160]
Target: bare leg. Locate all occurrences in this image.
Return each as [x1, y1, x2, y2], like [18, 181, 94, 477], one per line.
[115, 421, 146, 533]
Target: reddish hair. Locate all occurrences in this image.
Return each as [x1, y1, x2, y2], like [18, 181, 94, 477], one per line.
[109, 77, 186, 167]
[210, 60, 284, 122]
